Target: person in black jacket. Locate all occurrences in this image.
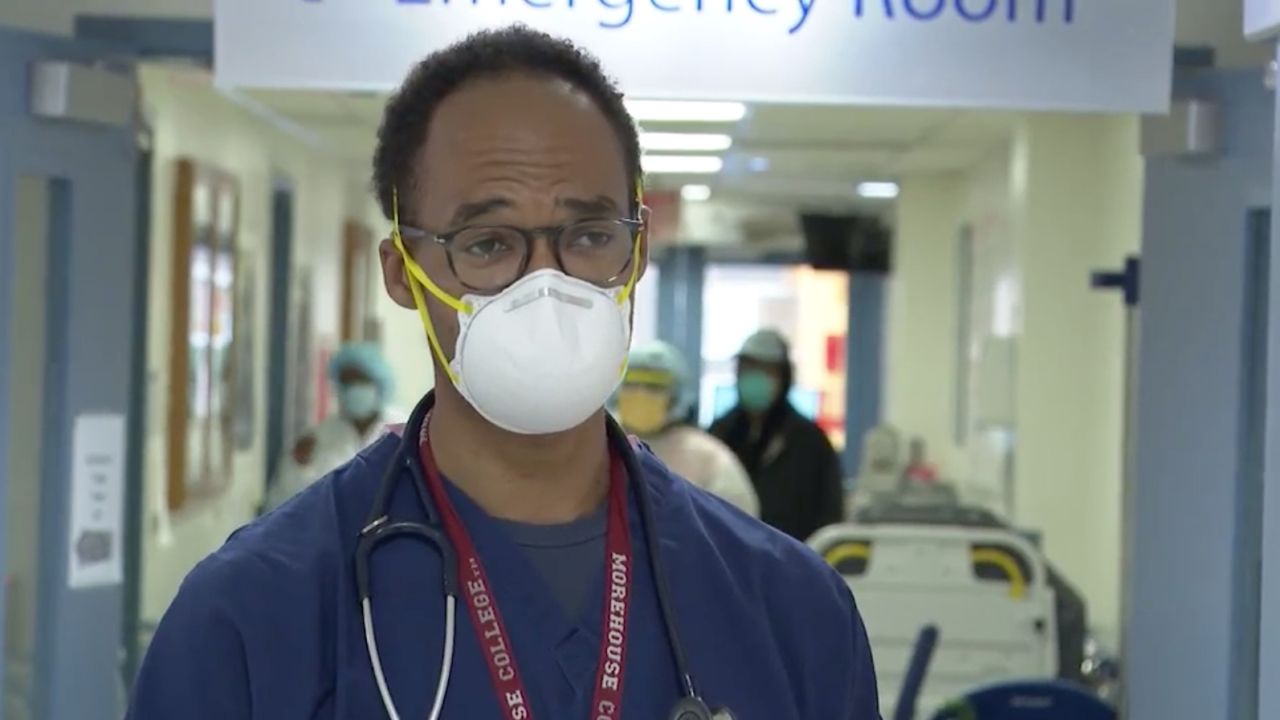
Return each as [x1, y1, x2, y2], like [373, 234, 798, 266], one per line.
[710, 329, 846, 542]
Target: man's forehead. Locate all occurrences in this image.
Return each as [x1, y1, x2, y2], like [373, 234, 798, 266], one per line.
[412, 77, 630, 216]
[427, 74, 611, 142]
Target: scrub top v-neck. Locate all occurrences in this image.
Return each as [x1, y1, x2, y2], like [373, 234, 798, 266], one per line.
[495, 506, 608, 619]
[437, 477, 672, 716]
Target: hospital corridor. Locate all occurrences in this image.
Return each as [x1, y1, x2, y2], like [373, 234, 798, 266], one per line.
[1, 0, 1279, 718]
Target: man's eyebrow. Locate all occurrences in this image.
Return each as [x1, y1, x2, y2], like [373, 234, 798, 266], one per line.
[558, 195, 621, 216]
[449, 197, 512, 226]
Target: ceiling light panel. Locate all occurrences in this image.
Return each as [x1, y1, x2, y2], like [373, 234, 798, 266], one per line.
[642, 155, 725, 174]
[625, 100, 747, 123]
[641, 132, 733, 152]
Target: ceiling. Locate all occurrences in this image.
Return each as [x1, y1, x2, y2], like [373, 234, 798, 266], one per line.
[235, 88, 1021, 248]
[3, 1, 1268, 202]
[2, 0, 1264, 243]
[243, 87, 1017, 211]
[220, 0, 1267, 220]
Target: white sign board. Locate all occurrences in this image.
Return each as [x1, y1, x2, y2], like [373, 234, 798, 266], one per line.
[1246, 0, 1280, 40]
[215, 0, 1175, 113]
[67, 414, 125, 590]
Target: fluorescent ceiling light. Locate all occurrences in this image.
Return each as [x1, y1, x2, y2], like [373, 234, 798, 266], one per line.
[642, 155, 724, 174]
[641, 132, 733, 152]
[681, 184, 713, 201]
[857, 181, 900, 199]
[625, 100, 747, 123]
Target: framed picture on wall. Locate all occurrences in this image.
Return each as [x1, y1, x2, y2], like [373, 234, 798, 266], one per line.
[341, 220, 375, 343]
[166, 158, 241, 512]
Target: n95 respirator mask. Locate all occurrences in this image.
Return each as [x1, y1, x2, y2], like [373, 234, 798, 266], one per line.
[392, 217, 639, 436]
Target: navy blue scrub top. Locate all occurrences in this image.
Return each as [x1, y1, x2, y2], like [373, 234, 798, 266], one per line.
[126, 433, 882, 719]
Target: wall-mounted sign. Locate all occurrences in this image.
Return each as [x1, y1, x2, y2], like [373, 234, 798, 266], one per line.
[1246, 0, 1280, 39]
[68, 414, 125, 590]
[215, 0, 1175, 113]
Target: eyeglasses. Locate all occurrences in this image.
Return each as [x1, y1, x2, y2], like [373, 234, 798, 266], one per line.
[398, 217, 644, 294]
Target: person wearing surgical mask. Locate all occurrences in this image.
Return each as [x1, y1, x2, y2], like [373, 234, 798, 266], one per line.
[263, 342, 400, 512]
[127, 28, 878, 720]
[711, 329, 846, 542]
[614, 341, 759, 516]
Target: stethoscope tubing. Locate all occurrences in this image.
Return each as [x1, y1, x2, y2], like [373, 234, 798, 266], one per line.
[356, 394, 717, 720]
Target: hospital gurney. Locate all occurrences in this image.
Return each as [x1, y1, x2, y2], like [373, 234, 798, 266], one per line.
[849, 491, 1090, 681]
[893, 626, 1114, 720]
[810, 525, 1058, 719]
[930, 681, 1115, 720]
[850, 495, 1089, 686]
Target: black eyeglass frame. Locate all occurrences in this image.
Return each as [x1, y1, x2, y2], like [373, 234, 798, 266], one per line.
[397, 216, 646, 294]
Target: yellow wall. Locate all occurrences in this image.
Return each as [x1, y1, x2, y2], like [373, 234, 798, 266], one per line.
[360, 205, 437, 415]
[137, 65, 371, 621]
[1011, 114, 1142, 646]
[888, 114, 1142, 645]
[887, 173, 967, 475]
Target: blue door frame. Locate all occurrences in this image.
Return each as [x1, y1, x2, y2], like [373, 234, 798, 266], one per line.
[120, 132, 153, 689]
[1234, 208, 1270, 720]
[1260, 43, 1280, 719]
[659, 249, 886, 478]
[1126, 67, 1275, 720]
[264, 181, 296, 488]
[0, 27, 141, 720]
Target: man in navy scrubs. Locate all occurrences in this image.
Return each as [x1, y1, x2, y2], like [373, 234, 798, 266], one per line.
[126, 27, 880, 719]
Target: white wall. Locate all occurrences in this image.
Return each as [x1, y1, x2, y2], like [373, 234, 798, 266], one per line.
[963, 148, 1020, 512]
[138, 65, 370, 620]
[888, 148, 1014, 493]
[1012, 114, 1142, 647]
[886, 174, 966, 475]
[888, 114, 1142, 645]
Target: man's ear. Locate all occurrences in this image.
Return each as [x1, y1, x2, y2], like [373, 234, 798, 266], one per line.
[379, 238, 417, 310]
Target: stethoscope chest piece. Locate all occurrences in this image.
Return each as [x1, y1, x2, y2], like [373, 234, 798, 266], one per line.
[669, 697, 733, 720]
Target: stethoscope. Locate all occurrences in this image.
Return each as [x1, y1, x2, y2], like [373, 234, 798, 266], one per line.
[355, 392, 730, 720]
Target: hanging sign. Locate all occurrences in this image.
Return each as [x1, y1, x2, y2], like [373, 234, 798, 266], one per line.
[215, 0, 1175, 112]
[1246, 0, 1280, 39]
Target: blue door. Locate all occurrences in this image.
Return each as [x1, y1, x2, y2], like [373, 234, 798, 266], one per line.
[0, 27, 141, 720]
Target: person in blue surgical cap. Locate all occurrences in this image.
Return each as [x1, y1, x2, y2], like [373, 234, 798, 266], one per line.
[263, 342, 400, 511]
[711, 329, 847, 542]
[127, 27, 879, 720]
[615, 340, 759, 516]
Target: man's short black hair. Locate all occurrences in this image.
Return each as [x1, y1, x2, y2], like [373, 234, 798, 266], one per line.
[372, 26, 642, 221]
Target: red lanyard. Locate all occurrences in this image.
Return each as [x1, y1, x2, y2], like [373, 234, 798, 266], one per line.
[418, 437, 633, 720]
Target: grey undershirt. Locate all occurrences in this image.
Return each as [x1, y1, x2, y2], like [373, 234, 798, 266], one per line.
[495, 506, 608, 618]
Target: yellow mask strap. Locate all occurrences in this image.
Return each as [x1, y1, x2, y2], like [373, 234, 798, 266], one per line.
[615, 175, 647, 307]
[393, 178, 643, 380]
[392, 190, 471, 384]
